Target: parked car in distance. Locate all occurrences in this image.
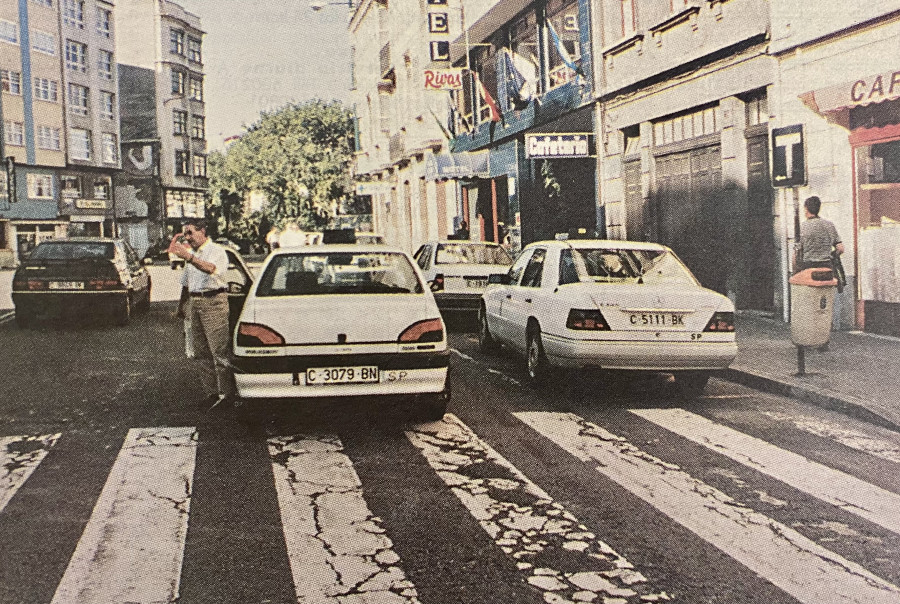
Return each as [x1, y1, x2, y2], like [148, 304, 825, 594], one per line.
[479, 239, 737, 392]
[355, 232, 385, 245]
[231, 245, 450, 419]
[413, 241, 513, 313]
[12, 238, 152, 327]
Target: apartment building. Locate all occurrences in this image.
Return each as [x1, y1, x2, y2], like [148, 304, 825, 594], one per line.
[0, 0, 120, 267]
[116, 0, 207, 250]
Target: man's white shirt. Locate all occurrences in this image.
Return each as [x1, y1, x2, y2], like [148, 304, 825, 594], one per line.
[181, 239, 228, 293]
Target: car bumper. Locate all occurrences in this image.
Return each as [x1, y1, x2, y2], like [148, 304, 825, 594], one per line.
[542, 333, 737, 371]
[434, 292, 482, 312]
[233, 350, 450, 399]
[13, 291, 128, 315]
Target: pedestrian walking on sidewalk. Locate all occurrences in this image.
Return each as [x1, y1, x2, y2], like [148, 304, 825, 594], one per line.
[793, 196, 845, 273]
[170, 219, 236, 410]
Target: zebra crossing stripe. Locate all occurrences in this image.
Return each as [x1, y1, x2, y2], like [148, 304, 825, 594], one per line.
[268, 435, 421, 603]
[516, 411, 900, 604]
[50, 428, 197, 604]
[632, 408, 900, 535]
[0, 434, 60, 514]
[407, 415, 670, 604]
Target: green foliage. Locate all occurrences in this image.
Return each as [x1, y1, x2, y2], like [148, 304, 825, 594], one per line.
[207, 100, 355, 243]
[541, 160, 561, 199]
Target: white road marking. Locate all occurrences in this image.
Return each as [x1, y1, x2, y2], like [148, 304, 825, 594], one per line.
[632, 408, 900, 535]
[0, 434, 60, 513]
[517, 411, 900, 604]
[268, 435, 420, 603]
[762, 410, 900, 464]
[50, 427, 197, 604]
[407, 414, 670, 603]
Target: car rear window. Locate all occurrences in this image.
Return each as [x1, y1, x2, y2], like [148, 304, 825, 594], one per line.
[435, 243, 512, 265]
[29, 242, 115, 260]
[256, 252, 424, 296]
[564, 248, 697, 286]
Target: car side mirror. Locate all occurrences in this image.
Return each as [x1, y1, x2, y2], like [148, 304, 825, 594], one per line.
[488, 273, 510, 285]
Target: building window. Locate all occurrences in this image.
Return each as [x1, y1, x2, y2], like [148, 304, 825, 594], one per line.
[1, 70, 21, 94]
[745, 92, 768, 126]
[69, 128, 92, 160]
[38, 126, 61, 150]
[191, 115, 205, 139]
[28, 174, 54, 199]
[34, 77, 59, 102]
[31, 0, 54, 6]
[546, 0, 580, 90]
[192, 154, 207, 177]
[96, 8, 111, 37]
[94, 177, 111, 199]
[4, 121, 24, 146]
[61, 175, 81, 198]
[31, 30, 56, 55]
[171, 69, 185, 94]
[620, 0, 637, 38]
[173, 109, 187, 135]
[0, 20, 19, 45]
[68, 83, 89, 115]
[175, 150, 189, 175]
[62, 0, 84, 27]
[170, 28, 185, 55]
[101, 133, 118, 164]
[188, 37, 202, 63]
[189, 77, 203, 101]
[653, 104, 721, 145]
[65, 40, 87, 71]
[100, 91, 114, 119]
[98, 50, 113, 80]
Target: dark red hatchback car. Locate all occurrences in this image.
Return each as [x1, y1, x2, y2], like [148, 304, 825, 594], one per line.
[12, 238, 152, 327]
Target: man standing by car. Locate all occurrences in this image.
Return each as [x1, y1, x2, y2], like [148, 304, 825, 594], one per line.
[793, 196, 845, 272]
[170, 219, 235, 409]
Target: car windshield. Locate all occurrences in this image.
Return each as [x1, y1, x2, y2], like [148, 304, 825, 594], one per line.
[29, 241, 115, 260]
[564, 247, 697, 286]
[435, 243, 513, 265]
[256, 251, 423, 296]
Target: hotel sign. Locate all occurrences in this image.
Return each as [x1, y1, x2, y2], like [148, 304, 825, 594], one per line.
[526, 134, 595, 159]
[424, 68, 463, 90]
[75, 199, 107, 210]
[427, 0, 450, 62]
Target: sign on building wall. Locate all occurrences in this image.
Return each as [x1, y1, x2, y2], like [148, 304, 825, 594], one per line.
[121, 143, 157, 177]
[771, 125, 806, 188]
[427, 0, 450, 62]
[525, 134, 595, 159]
[424, 68, 463, 90]
[165, 190, 206, 218]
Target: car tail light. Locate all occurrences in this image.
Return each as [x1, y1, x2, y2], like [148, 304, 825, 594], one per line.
[16, 279, 48, 291]
[88, 278, 121, 290]
[12, 278, 28, 290]
[399, 318, 444, 343]
[430, 273, 445, 292]
[237, 322, 286, 346]
[703, 311, 735, 332]
[566, 309, 610, 330]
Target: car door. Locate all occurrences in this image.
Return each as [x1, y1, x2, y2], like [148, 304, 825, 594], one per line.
[488, 247, 534, 347]
[223, 248, 254, 333]
[121, 242, 150, 300]
[502, 247, 548, 352]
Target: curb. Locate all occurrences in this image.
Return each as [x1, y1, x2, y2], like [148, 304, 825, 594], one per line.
[722, 367, 900, 434]
[0, 310, 14, 325]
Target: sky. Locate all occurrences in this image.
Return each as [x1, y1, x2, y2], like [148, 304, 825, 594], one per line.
[176, 0, 352, 150]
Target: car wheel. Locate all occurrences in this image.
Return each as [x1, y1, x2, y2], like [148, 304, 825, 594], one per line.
[417, 392, 449, 422]
[137, 280, 152, 313]
[478, 306, 500, 353]
[676, 371, 711, 396]
[115, 294, 132, 326]
[526, 325, 550, 388]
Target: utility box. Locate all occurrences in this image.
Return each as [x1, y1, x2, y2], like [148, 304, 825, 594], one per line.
[789, 268, 838, 347]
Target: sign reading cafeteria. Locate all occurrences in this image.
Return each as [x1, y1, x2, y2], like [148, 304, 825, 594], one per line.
[525, 134, 595, 159]
[424, 68, 463, 90]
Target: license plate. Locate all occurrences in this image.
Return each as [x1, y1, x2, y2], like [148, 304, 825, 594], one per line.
[305, 366, 379, 385]
[628, 313, 685, 327]
[49, 281, 84, 290]
[465, 278, 488, 288]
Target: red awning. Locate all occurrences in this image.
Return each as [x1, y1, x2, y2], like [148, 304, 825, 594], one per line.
[801, 69, 900, 114]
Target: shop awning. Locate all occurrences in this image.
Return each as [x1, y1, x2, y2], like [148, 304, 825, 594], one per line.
[801, 69, 900, 114]
[425, 151, 490, 180]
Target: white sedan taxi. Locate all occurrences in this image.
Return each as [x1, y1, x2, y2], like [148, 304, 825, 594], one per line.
[232, 245, 450, 419]
[479, 240, 737, 392]
[413, 241, 513, 313]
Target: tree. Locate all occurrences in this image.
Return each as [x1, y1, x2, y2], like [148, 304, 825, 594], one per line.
[208, 100, 355, 241]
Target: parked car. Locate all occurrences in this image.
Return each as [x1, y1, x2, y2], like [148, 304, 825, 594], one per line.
[479, 239, 737, 392]
[355, 232, 385, 245]
[231, 245, 450, 419]
[413, 241, 513, 313]
[12, 238, 152, 327]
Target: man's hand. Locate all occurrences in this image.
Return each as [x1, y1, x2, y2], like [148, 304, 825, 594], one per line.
[168, 233, 192, 261]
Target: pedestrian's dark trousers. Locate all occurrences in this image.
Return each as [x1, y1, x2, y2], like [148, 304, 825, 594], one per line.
[190, 294, 236, 398]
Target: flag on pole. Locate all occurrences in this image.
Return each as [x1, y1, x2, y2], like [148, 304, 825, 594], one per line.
[547, 20, 585, 78]
[430, 108, 453, 141]
[473, 72, 502, 123]
[502, 49, 538, 110]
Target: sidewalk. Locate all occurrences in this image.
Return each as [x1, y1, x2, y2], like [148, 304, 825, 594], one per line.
[726, 312, 900, 431]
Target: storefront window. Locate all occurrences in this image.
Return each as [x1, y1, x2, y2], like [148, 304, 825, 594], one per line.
[61, 175, 81, 198]
[546, 0, 580, 90]
[856, 142, 900, 227]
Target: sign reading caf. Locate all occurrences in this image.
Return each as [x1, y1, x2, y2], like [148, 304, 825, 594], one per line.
[526, 134, 595, 159]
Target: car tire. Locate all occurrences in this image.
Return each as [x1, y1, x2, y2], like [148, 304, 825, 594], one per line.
[418, 392, 449, 422]
[478, 306, 500, 353]
[115, 294, 132, 326]
[676, 371, 711, 396]
[137, 280, 152, 313]
[526, 325, 551, 389]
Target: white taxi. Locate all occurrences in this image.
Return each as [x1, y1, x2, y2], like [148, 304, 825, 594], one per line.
[479, 240, 737, 392]
[413, 241, 513, 313]
[232, 245, 450, 419]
